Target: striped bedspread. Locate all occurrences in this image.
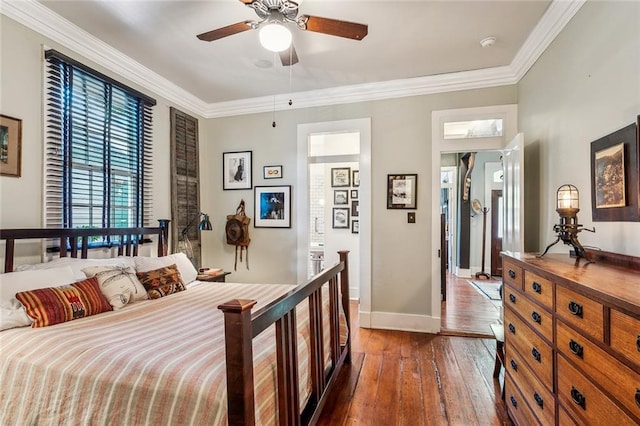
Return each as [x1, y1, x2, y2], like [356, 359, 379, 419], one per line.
[0, 281, 333, 425]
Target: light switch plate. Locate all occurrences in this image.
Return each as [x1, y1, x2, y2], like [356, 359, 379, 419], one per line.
[408, 212, 416, 223]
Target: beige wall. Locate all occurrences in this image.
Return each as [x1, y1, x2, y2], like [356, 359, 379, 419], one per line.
[201, 87, 517, 318]
[519, 0, 640, 256]
[0, 16, 208, 249]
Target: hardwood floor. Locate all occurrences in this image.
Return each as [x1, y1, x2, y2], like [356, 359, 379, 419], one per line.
[318, 302, 513, 425]
[441, 273, 503, 337]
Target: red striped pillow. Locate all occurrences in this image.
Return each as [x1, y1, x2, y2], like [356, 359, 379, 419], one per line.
[16, 276, 112, 327]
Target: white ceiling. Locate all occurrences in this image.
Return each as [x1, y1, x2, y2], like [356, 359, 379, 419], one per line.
[3, 1, 585, 117]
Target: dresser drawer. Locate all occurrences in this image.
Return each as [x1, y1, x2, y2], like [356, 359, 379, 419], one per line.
[558, 405, 579, 426]
[610, 308, 640, 367]
[503, 259, 523, 290]
[504, 286, 553, 342]
[524, 270, 553, 311]
[557, 320, 640, 417]
[556, 285, 604, 341]
[505, 374, 541, 426]
[557, 354, 637, 426]
[505, 307, 554, 388]
[506, 339, 555, 426]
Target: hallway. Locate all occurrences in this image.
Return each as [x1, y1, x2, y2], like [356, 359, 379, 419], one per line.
[441, 273, 502, 337]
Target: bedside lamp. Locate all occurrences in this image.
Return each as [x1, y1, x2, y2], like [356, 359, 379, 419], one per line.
[539, 185, 595, 262]
[181, 212, 213, 260]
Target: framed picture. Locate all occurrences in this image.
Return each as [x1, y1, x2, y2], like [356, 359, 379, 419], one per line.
[331, 167, 350, 187]
[332, 207, 349, 229]
[263, 165, 282, 179]
[0, 114, 22, 177]
[387, 174, 418, 209]
[351, 220, 359, 234]
[352, 170, 360, 187]
[590, 122, 639, 221]
[351, 189, 358, 200]
[223, 151, 252, 190]
[254, 185, 291, 228]
[351, 200, 359, 217]
[334, 190, 349, 205]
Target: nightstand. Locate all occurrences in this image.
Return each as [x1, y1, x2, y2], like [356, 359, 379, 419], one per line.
[197, 272, 231, 283]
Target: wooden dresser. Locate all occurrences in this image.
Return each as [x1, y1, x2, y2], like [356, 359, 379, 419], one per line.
[502, 251, 640, 425]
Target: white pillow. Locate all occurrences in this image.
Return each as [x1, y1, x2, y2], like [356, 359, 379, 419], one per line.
[134, 253, 198, 284]
[82, 265, 148, 309]
[0, 266, 76, 331]
[16, 257, 135, 281]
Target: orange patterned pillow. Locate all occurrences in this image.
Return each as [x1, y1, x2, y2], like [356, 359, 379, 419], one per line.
[15, 276, 112, 327]
[136, 264, 186, 299]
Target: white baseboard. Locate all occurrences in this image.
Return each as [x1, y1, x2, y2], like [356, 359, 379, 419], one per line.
[358, 310, 440, 333]
[349, 286, 359, 300]
[456, 267, 471, 278]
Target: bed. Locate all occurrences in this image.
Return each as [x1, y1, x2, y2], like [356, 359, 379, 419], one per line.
[0, 225, 351, 425]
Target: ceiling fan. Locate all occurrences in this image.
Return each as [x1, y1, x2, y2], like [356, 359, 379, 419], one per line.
[196, 0, 368, 66]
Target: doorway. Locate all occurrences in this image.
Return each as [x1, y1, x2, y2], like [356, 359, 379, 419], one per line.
[491, 189, 503, 276]
[296, 118, 372, 326]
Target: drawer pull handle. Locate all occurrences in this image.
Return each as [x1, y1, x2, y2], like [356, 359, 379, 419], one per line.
[533, 392, 543, 408]
[508, 269, 516, 279]
[509, 293, 516, 304]
[510, 395, 518, 408]
[531, 311, 542, 324]
[510, 359, 518, 371]
[635, 389, 640, 408]
[569, 339, 584, 358]
[531, 347, 541, 363]
[571, 386, 586, 409]
[568, 301, 583, 317]
[508, 323, 516, 334]
[532, 281, 542, 294]
[636, 334, 640, 352]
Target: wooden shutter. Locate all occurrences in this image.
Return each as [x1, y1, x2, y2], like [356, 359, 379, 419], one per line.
[170, 107, 201, 267]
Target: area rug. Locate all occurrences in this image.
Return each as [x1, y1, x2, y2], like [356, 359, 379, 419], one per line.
[468, 280, 502, 301]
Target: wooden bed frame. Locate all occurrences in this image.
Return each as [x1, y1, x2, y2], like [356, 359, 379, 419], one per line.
[0, 225, 351, 425]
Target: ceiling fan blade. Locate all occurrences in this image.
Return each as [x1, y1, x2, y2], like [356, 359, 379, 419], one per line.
[299, 15, 368, 40]
[197, 21, 254, 42]
[280, 43, 299, 66]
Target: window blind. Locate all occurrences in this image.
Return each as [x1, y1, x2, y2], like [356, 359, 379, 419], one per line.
[44, 50, 155, 232]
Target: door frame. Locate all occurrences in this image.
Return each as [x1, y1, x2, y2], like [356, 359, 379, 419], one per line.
[297, 118, 372, 326]
[431, 104, 518, 330]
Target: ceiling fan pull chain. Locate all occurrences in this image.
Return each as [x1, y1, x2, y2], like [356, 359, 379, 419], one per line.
[272, 95, 276, 128]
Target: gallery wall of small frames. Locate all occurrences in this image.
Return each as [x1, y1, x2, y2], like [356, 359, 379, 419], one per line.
[331, 167, 359, 233]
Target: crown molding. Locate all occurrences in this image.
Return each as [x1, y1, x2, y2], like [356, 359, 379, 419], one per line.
[2, 0, 585, 119]
[1, 0, 209, 116]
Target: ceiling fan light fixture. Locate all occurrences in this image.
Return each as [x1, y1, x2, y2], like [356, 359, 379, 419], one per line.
[259, 22, 292, 52]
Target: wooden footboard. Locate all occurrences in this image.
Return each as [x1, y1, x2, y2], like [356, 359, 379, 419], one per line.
[219, 251, 351, 425]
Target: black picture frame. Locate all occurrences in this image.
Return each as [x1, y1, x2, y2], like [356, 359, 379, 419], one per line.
[331, 167, 350, 187]
[334, 190, 349, 205]
[332, 207, 349, 229]
[387, 174, 418, 209]
[351, 220, 359, 234]
[254, 185, 292, 228]
[0, 114, 22, 177]
[352, 170, 360, 187]
[351, 200, 359, 217]
[223, 151, 252, 190]
[263, 165, 282, 179]
[350, 189, 358, 200]
[590, 122, 639, 222]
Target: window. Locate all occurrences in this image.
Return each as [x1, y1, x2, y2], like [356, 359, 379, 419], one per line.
[44, 50, 156, 232]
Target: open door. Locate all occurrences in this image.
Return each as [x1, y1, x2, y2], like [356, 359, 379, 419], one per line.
[502, 133, 525, 254]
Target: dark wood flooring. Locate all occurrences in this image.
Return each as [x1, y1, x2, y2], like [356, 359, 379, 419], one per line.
[318, 301, 512, 425]
[441, 273, 503, 337]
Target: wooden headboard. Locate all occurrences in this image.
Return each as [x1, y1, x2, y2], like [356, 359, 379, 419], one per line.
[0, 223, 169, 273]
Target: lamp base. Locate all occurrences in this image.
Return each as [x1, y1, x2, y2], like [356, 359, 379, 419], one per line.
[538, 224, 594, 264]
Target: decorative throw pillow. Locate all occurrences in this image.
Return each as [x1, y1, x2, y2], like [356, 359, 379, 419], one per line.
[134, 252, 198, 284]
[136, 264, 186, 299]
[82, 265, 148, 309]
[16, 257, 137, 281]
[0, 266, 77, 331]
[15, 276, 112, 327]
